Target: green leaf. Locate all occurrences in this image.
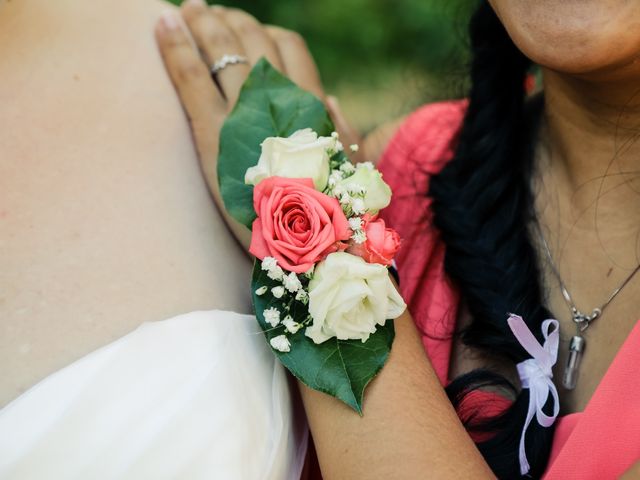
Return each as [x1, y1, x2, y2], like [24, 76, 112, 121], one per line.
[251, 262, 395, 414]
[218, 58, 335, 228]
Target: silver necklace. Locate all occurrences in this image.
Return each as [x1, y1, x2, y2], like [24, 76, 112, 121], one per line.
[538, 229, 640, 390]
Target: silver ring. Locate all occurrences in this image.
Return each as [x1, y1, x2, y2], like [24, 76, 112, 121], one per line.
[210, 54, 248, 75]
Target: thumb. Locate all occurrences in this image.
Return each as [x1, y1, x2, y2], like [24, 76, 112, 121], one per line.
[326, 95, 365, 163]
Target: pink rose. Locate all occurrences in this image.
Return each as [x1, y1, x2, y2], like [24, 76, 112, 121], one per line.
[348, 215, 400, 266]
[250, 176, 351, 273]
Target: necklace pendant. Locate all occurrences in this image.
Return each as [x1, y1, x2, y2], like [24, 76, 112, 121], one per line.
[562, 335, 586, 390]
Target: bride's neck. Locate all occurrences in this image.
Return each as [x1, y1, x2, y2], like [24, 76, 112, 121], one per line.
[538, 69, 640, 241]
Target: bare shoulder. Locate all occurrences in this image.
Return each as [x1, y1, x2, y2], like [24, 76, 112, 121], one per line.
[0, 0, 250, 407]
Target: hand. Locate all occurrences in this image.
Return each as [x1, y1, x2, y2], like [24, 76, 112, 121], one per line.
[154, 0, 361, 250]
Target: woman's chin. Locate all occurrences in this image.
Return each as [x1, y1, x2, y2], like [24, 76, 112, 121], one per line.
[490, 0, 640, 78]
[530, 44, 640, 81]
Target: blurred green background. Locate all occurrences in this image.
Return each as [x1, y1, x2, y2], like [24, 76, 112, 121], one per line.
[166, 0, 475, 132]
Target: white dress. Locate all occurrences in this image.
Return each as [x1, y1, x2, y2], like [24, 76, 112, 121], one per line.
[0, 310, 308, 480]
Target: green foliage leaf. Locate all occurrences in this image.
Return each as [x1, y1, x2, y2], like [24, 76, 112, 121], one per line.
[251, 262, 395, 414]
[218, 58, 334, 228]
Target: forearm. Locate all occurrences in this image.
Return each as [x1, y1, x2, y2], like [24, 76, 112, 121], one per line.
[299, 311, 496, 479]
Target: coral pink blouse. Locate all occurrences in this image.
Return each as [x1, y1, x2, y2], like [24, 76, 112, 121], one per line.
[378, 101, 640, 479]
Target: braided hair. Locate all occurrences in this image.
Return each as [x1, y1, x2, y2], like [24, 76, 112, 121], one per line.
[430, 2, 556, 478]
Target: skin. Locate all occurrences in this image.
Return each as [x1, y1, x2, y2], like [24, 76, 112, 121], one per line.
[0, 0, 253, 407]
[155, 2, 495, 479]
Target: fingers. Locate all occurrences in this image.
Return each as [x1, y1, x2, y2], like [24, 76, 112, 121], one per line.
[266, 25, 324, 99]
[157, 4, 361, 165]
[155, 9, 227, 196]
[222, 9, 284, 72]
[181, 0, 250, 105]
[155, 10, 226, 129]
[156, 8, 252, 250]
[175, 2, 323, 107]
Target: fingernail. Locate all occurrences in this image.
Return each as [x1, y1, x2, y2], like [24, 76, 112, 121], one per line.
[185, 0, 206, 6]
[161, 10, 179, 30]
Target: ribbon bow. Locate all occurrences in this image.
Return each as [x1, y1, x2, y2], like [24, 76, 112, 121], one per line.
[507, 314, 560, 476]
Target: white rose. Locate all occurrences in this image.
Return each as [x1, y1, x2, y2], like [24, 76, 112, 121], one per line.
[305, 252, 406, 344]
[244, 128, 335, 191]
[334, 164, 392, 215]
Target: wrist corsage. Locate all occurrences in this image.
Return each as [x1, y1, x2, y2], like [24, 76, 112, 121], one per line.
[218, 59, 406, 413]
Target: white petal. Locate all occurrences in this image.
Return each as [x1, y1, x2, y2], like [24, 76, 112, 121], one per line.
[270, 335, 291, 352]
[255, 286, 268, 296]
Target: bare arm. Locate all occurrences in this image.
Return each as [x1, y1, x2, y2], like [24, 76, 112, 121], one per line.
[155, 3, 493, 478]
[301, 309, 494, 479]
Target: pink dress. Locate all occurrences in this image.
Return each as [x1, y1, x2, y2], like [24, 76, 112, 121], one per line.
[378, 100, 640, 479]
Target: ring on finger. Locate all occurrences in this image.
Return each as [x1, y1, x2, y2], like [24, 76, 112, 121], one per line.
[210, 54, 249, 75]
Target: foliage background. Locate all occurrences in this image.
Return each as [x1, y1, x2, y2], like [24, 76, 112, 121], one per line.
[166, 0, 476, 132]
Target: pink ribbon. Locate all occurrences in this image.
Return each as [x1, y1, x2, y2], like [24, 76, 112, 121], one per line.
[507, 314, 560, 476]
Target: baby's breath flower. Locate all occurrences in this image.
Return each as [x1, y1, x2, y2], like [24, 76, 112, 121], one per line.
[329, 170, 344, 182]
[283, 272, 303, 293]
[295, 289, 309, 304]
[352, 230, 367, 244]
[267, 265, 285, 281]
[261, 257, 278, 272]
[333, 185, 345, 198]
[335, 140, 344, 152]
[357, 161, 374, 170]
[282, 316, 302, 334]
[331, 131, 339, 139]
[347, 183, 366, 195]
[271, 286, 285, 299]
[351, 198, 366, 215]
[350, 144, 359, 153]
[255, 286, 268, 296]
[348, 217, 363, 231]
[263, 307, 281, 327]
[270, 334, 291, 353]
[339, 193, 352, 205]
[339, 162, 356, 175]
[261, 257, 286, 281]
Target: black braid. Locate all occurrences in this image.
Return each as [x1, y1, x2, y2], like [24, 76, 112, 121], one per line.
[430, 2, 556, 478]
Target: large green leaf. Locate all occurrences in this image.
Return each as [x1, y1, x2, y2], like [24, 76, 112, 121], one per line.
[251, 262, 395, 414]
[218, 58, 334, 228]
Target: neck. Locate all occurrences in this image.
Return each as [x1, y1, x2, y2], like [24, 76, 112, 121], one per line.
[543, 69, 640, 184]
[537, 69, 640, 250]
